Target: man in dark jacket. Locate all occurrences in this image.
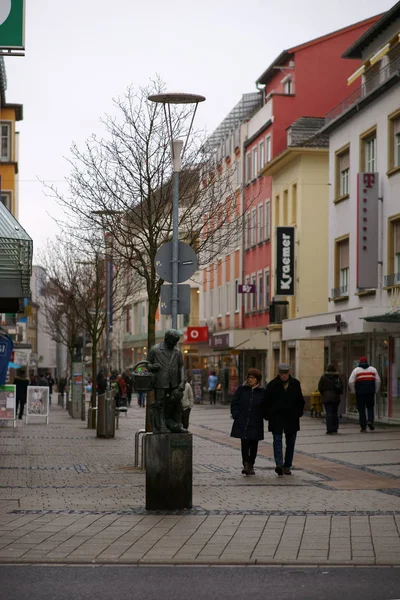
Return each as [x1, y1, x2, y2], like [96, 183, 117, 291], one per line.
[14, 369, 30, 420]
[318, 364, 343, 434]
[266, 363, 305, 476]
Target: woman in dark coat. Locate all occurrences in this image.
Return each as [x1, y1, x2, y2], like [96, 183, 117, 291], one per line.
[230, 368, 267, 476]
[318, 364, 343, 434]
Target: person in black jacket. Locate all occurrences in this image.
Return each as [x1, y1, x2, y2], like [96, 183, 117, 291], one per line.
[230, 368, 267, 476]
[266, 363, 305, 476]
[14, 369, 30, 420]
[318, 364, 343, 435]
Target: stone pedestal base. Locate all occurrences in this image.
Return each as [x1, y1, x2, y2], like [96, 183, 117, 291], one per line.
[145, 433, 192, 510]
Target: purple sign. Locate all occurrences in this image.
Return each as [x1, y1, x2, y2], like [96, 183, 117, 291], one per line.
[238, 284, 256, 294]
[209, 333, 230, 349]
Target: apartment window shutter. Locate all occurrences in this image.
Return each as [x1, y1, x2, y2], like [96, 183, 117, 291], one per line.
[339, 152, 350, 171]
[394, 221, 400, 254]
[394, 119, 400, 135]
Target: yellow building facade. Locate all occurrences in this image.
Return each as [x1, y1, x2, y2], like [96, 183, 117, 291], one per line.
[0, 102, 23, 218]
[263, 146, 329, 398]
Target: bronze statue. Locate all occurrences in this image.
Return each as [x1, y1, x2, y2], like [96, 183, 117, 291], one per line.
[147, 329, 187, 434]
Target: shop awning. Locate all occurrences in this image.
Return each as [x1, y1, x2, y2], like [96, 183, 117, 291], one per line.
[362, 312, 400, 323]
[0, 202, 33, 311]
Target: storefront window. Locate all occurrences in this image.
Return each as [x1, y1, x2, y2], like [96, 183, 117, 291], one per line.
[391, 338, 400, 420]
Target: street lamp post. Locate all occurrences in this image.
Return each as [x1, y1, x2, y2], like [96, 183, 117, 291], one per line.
[148, 92, 205, 329]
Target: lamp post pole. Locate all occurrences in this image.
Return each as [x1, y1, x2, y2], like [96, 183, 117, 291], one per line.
[171, 139, 183, 330]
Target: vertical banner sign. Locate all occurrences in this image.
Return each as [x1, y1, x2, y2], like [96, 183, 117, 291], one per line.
[0, 0, 25, 50]
[357, 173, 379, 289]
[276, 227, 295, 296]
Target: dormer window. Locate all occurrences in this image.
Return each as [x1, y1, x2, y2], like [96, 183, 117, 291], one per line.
[281, 75, 293, 95]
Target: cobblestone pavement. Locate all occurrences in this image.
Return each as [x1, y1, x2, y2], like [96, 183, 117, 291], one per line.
[0, 403, 400, 565]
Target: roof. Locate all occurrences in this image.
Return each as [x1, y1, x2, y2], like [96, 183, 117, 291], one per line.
[363, 311, 400, 323]
[343, 1, 400, 58]
[287, 117, 328, 148]
[0, 202, 33, 299]
[256, 14, 382, 86]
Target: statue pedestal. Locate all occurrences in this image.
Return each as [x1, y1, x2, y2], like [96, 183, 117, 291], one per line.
[145, 433, 192, 510]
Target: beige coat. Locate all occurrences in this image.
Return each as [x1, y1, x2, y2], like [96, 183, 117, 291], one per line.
[181, 382, 194, 410]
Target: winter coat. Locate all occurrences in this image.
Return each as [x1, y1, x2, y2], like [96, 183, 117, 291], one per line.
[14, 376, 29, 403]
[348, 362, 381, 397]
[208, 374, 218, 391]
[181, 382, 194, 410]
[265, 375, 305, 434]
[230, 384, 266, 440]
[318, 372, 343, 404]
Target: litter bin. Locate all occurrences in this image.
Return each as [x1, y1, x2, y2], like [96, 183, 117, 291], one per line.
[96, 391, 116, 438]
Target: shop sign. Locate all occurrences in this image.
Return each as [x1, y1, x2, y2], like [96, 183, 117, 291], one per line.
[276, 226, 295, 296]
[0, 0, 25, 50]
[183, 326, 209, 344]
[357, 173, 378, 289]
[209, 333, 230, 349]
[238, 284, 256, 293]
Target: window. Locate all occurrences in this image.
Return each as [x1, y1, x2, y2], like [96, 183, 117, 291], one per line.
[210, 289, 214, 317]
[283, 189, 288, 225]
[360, 128, 377, 173]
[235, 160, 241, 187]
[386, 219, 400, 286]
[334, 237, 349, 297]
[245, 152, 251, 183]
[1, 191, 11, 211]
[365, 137, 376, 172]
[1, 123, 11, 161]
[335, 144, 350, 200]
[291, 184, 297, 224]
[125, 305, 131, 333]
[244, 212, 250, 250]
[203, 291, 208, 319]
[218, 286, 222, 316]
[388, 42, 400, 76]
[252, 147, 258, 179]
[258, 204, 264, 243]
[234, 278, 239, 312]
[259, 140, 265, 169]
[264, 269, 270, 309]
[258, 271, 263, 309]
[251, 208, 257, 246]
[275, 194, 280, 226]
[226, 282, 230, 313]
[388, 111, 400, 172]
[141, 303, 146, 333]
[266, 136, 271, 163]
[265, 200, 271, 240]
[283, 78, 292, 94]
[251, 274, 256, 310]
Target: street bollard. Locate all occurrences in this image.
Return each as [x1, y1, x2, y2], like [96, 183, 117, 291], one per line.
[134, 429, 146, 467]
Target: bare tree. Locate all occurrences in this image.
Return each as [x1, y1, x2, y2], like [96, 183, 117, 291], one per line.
[44, 78, 257, 355]
[38, 236, 135, 424]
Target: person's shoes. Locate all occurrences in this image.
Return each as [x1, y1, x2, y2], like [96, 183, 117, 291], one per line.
[367, 422, 375, 431]
[326, 431, 334, 435]
[249, 466, 255, 475]
[332, 431, 338, 434]
[275, 465, 284, 476]
[360, 428, 367, 433]
[283, 467, 292, 475]
[242, 462, 251, 475]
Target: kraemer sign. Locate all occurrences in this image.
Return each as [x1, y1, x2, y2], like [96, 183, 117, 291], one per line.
[0, 0, 25, 50]
[276, 227, 295, 296]
[357, 173, 379, 289]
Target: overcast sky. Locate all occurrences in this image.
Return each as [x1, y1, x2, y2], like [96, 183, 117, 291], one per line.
[4, 0, 394, 256]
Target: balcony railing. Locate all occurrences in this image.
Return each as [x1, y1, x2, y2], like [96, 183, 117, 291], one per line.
[331, 285, 348, 299]
[384, 273, 400, 287]
[325, 57, 400, 125]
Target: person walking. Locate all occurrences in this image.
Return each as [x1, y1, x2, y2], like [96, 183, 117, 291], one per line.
[230, 368, 267, 476]
[266, 363, 305, 476]
[181, 378, 194, 430]
[348, 356, 381, 432]
[318, 364, 343, 434]
[46, 373, 55, 405]
[207, 371, 218, 405]
[14, 369, 29, 420]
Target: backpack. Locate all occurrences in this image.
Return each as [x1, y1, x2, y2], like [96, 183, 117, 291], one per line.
[334, 377, 343, 394]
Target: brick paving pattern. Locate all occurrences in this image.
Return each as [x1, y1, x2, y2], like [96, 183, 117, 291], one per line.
[0, 403, 400, 565]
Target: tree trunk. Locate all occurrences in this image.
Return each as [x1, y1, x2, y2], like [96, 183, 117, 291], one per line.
[89, 343, 97, 429]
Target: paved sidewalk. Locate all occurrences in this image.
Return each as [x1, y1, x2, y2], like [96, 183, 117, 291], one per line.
[0, 403, 400, 565]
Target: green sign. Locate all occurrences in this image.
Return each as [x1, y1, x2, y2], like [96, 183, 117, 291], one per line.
[0, 0, 24, 50]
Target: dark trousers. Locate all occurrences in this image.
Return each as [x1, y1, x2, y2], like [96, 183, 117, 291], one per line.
[272, 432, 297, 469]
[16, 399, 25, 419]
[356, 395, 375, 430]
[324, 403, 339, 433]
[241, 439, 259, 466]
[209, 390, 216, 404]
[182, 408, 191, 429]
